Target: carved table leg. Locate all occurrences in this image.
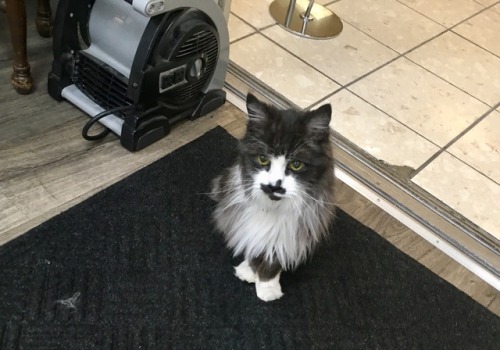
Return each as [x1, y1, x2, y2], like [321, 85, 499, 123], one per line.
[36, 0, 53, 38]
[5, 0, 33, 94]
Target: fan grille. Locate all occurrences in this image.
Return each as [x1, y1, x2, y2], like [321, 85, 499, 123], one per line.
[73, 52, 132, 114]
[167, 29, 219, 102]
[72, 28, 219, 109]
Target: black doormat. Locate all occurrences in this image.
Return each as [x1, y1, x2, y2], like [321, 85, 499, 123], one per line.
[1, 127, 498, 349]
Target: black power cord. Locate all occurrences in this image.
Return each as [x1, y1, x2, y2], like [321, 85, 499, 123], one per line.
[82, 105, 136, 141]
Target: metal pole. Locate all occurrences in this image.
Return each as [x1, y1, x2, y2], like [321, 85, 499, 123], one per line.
[284, 0, 296, 27]
[300, 0, 314, 34]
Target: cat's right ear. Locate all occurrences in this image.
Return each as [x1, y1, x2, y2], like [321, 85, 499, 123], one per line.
[246, 93, 267, 123]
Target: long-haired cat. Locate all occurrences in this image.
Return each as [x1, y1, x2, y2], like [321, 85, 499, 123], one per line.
[211, 93, 335, 302]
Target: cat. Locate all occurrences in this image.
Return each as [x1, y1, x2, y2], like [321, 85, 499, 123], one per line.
[210, 93, 336, 302]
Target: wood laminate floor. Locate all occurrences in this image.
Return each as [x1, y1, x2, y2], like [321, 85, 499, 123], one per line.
[0, 11, 498, 316]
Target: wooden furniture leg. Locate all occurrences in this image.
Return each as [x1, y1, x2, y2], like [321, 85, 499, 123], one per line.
[4, 0, 32, 94]
[36, 0, 53, 38]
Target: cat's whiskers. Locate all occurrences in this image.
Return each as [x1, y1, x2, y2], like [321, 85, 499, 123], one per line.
[289, 196, 302, 214]
[294, 187, 335, 214]
[289, 189, 335, 235]
[215, 187, 256, 215]
[286, 187, 316, 214]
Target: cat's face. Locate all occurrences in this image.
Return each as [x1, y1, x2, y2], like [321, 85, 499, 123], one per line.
[239, 94, 333, 203]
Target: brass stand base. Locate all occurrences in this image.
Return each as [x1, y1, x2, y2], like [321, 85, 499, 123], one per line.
[269, 0, 343, 39]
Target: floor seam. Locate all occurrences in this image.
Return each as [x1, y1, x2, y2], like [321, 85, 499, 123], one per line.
[412, 102, 500, 178]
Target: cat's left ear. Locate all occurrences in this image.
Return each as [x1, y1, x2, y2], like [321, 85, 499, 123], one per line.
[307, 104, 332, 139]
[246, 93, 268, 123]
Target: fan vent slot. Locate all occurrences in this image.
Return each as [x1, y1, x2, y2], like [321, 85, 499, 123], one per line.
[169, 29, 219, 102]
[73, 52, 132, 115]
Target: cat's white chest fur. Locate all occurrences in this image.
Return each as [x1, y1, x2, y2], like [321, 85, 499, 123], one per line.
[215, 164, 313, 270]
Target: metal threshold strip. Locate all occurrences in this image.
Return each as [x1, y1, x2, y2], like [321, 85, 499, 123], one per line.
[224, 61, 500, 290]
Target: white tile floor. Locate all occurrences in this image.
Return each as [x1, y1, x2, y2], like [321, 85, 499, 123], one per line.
[228, 0, 500, 241]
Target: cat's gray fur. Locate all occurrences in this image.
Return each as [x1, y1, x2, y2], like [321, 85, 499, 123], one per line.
[210, 93, 335, 301]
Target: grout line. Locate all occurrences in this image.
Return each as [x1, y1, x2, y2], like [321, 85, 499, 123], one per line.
[259, 32, 344, 87]
[228, 19, 345, 109]
[301, 30, 458, 109]
[228, 11, 276, 43]
[322, 1, 341, 6]
[411, 147, 500, 188]
[308, 85, 446, 172]
[229, 11, 259, 31]
[446, 151, 500, 188]
[394, 0, 500, 61]
[309, 87, 345, 109]
[310, 87, 437, 151]
[451, 30, 500, 60]
[401, 1, 499, 56]
[410, 148, 448, 180]
[432, 101, 499, 152]
[228, 12, 260, 44]
[230, 31, 258, 45]
[343, 87, 442, 149]
[393, 0, 494, 29]
[259, 23, 277, 31]
[412, 102, 500, 178]
[473, 0, 500, 8]
[326, 16, 401, 54]
[325, 1, 444, 54]
[230, 10, 346, 94]
[403, 55, 495, 108]
[394, 0, 449, 27]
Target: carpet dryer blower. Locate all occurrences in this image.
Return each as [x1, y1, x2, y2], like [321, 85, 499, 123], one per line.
[48, 0, 230, 151]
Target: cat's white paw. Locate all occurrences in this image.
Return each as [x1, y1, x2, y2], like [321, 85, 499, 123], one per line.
[234, 260, 256, 283]
[256, 278, 284, 302]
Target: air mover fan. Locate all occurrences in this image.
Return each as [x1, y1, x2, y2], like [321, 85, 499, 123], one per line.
[48, 0, 229, 151]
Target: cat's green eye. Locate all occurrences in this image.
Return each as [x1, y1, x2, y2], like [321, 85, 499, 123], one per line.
[257, 155, 270, 166]
[289, 161, 304, 172]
